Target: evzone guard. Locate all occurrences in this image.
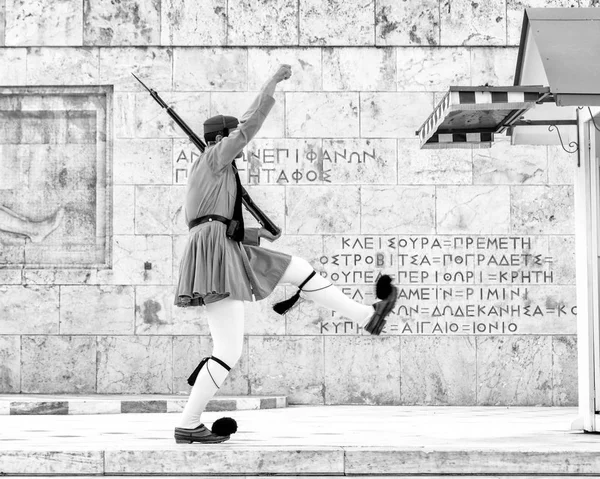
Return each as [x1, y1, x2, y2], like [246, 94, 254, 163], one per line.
[166, 65, 398, 444]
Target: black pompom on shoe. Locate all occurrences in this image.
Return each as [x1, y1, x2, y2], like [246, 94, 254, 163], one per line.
[375, 274, 393, 300]
[211, 417, 238, 436]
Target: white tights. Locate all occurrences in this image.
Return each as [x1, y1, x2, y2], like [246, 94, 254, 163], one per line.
[177, 256, 373, 428]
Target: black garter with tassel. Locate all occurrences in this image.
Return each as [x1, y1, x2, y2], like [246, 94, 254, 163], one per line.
[272, 270, 317, 315]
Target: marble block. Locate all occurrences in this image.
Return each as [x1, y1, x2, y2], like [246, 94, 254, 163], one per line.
[321, 234, 398, 283]
[552, 335, 577, 406]
[548, 235, 576, 285]
[21, 335, 96, 393]
[436, 186, 511, 234]
[324, 336, 401, 404]
[519, 285, 576, 335]
[0, 336, 19, 392]
[105, 448, 344, 475]
[511, 185, 574, 234]
[473, 141, 547, 184]
[107, 235, 172, 285]
[97, 335, 173, 393]
[6, 0, 82, 46]
[398, 139, 472, 184]
[135, 92, 210, 139]
[83, 0, 160, 45]
[300, 0, 375, 46]
[0, 269, 22, 284]
[240, 138, 323, 186]
[400, 336, 476, 405]
[238, 185, 286, 230]
[26, 47, 99, 85]
[360, 92, 434, 139]
[260, 233, 324, 263]
[361, 185, 436, 234]
[244, 285, 288, 335]
[376, 0, 439, 45]
[477, 335, 553, 405]
[172, 335, 249, 396]
[0, 451, 103, 475]
[0, 49, 26, 85]
[0, 0, 4, 46]
[472, 234, 550, 284]
[212, 91, 284, 138]
[471, 47, 519, 87]
[286, 92, 359, 138]
[173, 48, 247, 91]
[322, 139, 397, 185]
[285, 185, 360, 235]
[99, 47, 172, 91]
[161, 0, 227, 46]
[323, 47, 396, 91]
[507, 0, 577, 46]
[440, 0, 506, 46]
[548, 145, 576, 185]
[135, 186, 186, 235]
[172, 139, 202, 184]
[0, 285, 59, 334]
[249, 336, 325, 404]
[113, 185, 135, 235]
[114, 93, 136, 138]
[60, 285, 135, 334]
[397, 47, 470, 91]
[113, 139, 172, 185]
[248, 48, 321, 91]
[22, 269, 98, 286]
[135, 285, 210, 335]
[172, 335, 201, 394]
[228, 0, 298, 45]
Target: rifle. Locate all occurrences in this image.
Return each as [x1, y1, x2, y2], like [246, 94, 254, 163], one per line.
[132, 73, 281, 237]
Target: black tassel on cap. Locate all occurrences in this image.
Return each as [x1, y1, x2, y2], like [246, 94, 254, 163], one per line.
[272, 270, 317, 315]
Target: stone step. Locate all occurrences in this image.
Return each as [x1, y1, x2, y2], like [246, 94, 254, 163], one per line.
[1, 406, 598, 476]
[0, 394, 287, 415]
[3, 447, 600, 476]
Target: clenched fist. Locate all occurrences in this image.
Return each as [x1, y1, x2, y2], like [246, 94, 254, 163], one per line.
[273, 64, 292, 83]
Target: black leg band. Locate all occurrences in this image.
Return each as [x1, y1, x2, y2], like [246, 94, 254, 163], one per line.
[187, 355, 232, 387]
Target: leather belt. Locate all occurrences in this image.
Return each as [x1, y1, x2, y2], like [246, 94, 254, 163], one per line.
[188, 214, 231, 230]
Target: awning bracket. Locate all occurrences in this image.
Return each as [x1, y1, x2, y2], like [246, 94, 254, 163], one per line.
[548, 124, 578, 154]
[588, 107, 600, 132]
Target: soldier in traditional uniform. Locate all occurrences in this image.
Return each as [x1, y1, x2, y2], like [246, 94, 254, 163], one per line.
[173, 65, 397, 444]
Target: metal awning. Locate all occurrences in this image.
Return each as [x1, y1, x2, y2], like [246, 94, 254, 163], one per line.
[416, 86, 551, 149]
[515, 8, 600, 107]
[416, 8, 600, 150]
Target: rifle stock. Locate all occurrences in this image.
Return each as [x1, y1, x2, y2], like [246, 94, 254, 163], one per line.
[132, 72, 281, 237]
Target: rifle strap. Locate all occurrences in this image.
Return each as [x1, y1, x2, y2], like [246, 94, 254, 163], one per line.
[230, 160, 245, 242]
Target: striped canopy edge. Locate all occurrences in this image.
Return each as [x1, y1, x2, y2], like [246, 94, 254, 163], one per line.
[416, 86, 551, 149]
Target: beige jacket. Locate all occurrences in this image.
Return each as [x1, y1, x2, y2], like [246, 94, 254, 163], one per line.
[183, 92, 276, 246]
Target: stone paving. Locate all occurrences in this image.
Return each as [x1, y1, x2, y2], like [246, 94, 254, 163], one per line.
[1, 405, 600, 476]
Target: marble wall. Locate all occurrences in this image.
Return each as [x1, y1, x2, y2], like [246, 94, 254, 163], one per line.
[0, 0, 590, 405]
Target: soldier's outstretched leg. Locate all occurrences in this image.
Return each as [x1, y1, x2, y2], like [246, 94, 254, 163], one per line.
[275, 256, 397, 335]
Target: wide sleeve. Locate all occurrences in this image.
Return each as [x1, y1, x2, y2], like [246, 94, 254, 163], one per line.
[206, 92, 276, 175]
[241, 227, 261, 246]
